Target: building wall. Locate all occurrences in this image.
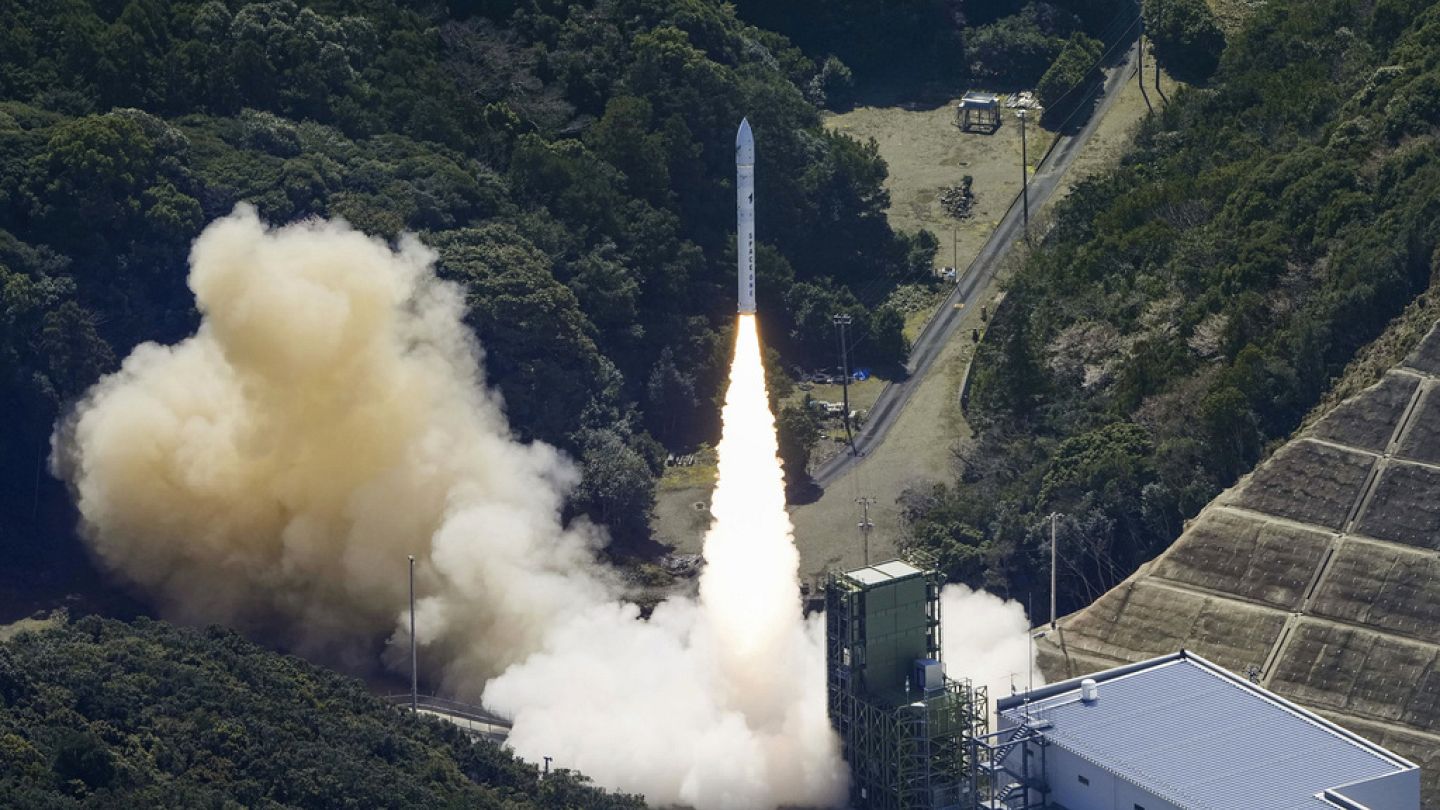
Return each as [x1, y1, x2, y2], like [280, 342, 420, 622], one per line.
[1005, 740, 1180, 810]
[1329, 768, 1420, 810]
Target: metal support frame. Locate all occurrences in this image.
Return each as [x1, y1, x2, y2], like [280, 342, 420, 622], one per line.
[964, 722, 1050, 810]
[827, 567, 990, 810]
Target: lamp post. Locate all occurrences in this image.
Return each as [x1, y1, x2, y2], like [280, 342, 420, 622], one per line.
[1017, 109, 1030, 237]
[1050, 512, 1058, 630]
[409, 554, 417, 713]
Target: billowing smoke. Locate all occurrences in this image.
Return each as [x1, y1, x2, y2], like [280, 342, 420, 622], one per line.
[940, 585, 1043, 715]
[54, 208, 844, 808]
[53, 204, 611, 681]
[485, 315, 847, 807]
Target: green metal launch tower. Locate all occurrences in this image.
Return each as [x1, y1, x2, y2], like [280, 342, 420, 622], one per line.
[826, 560, 989, 810]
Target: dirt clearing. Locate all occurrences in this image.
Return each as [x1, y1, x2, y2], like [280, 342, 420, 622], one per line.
[824, 98, 1031, 271]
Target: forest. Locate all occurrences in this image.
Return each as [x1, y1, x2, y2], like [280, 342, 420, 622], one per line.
[0, 616, 644, 807]
[0, 0, 1166, 587]
[0, 0, 943, 576]
[7, 0, 1427, 801]
[902, 0, 1440, 614]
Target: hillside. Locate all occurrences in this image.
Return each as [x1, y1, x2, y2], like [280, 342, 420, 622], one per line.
[1039, 321, 1440, 804]
[0, 0, 936, 591]
[0, 614, 644, 808]
[902, 0, 1440, 614]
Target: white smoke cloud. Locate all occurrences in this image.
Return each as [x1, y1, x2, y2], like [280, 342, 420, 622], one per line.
[53, 208, 845, 808]
[54, 204, 609, 680]
[940, 584, 1043, 717]
[485, 315, 847, 808]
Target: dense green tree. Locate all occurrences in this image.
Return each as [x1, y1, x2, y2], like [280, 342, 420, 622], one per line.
[776, 402, 821, 486]
[1035, 32, 1104, 125]
[432, 225, 608, 448]
[0, 616, 645, 808]
[783, 279, 867, 364]
[1143, 0, 1225, 83]
[645, 346, 701, 447]
[731, 0, 964, 85]
[806, 55, 856, 109]
[572, 427, 658, 545]
[965, 7, 1076, 88]
[867, 305, 911, 370]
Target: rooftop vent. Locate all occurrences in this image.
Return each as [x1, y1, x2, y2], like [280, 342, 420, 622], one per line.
[1081, 678, 1099, 703]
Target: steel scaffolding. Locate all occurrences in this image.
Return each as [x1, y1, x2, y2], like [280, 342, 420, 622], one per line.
[827, 564, 989, 810]
[964, 721, 1050, 810]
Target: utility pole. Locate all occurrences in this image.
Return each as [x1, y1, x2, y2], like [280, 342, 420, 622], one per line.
[1050, 513, 1058, 630]
[408, 554, 418, 713]
[1016, 109, 1030, 238]
[1155, 50, 1163, 99]
[1137, 22, 1152, 113]
[1026, 593, 1035, 703]
[1152, 0, 1166, 103]
[833, 313, 855, 452]
[856, 496, 876, 565]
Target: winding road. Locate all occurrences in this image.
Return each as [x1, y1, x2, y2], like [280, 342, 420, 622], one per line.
[811, 41, 1140, 490]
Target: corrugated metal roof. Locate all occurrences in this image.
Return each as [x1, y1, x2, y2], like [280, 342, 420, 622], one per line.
[1002, 656, 1415, 810]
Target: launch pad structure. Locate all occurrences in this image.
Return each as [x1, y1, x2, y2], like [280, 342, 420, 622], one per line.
[826, 560, 989, 810]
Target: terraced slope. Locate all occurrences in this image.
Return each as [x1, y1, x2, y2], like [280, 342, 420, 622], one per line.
[1039, 323, 1440, 804]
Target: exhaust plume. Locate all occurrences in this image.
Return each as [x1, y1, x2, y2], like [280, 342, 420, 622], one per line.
[485, 314, 846, 807]
[940, 584, 1044, 714]
[54, 208, 845, 808]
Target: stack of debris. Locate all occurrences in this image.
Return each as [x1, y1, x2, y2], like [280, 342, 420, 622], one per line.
[940, 175, 975, 220]
[1006, 91, 1041, 110]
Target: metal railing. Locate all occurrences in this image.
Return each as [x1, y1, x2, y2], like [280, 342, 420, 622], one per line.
[384, 693, 513, 733]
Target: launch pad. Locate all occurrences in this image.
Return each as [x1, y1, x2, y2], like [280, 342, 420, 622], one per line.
[826, 560, 989, 810]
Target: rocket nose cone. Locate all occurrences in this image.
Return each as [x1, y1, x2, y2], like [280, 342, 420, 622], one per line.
[736, 118, 755, 165]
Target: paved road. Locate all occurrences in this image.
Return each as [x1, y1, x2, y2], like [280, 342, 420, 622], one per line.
[812, 42, 1139, 490]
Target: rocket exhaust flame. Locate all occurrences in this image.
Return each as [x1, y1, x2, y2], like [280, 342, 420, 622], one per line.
[699, 314, 799, 715]
[485, 312, 847, 808]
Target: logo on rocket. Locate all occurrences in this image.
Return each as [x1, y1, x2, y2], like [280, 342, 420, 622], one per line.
[736, 118, 756, 314]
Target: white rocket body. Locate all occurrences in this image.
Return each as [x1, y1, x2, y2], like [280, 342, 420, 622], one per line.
[736, 118, 756, 314]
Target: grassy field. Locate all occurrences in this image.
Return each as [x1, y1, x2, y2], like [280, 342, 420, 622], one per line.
[823, 97, 1032, 272]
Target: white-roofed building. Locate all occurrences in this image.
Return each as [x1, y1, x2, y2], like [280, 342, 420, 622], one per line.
[978, 651, 1419, 810]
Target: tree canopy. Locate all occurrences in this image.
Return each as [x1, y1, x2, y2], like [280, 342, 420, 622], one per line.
[1143, 0, 1225, 83]
[904, 0, 1440, 614]
[0, 0, 939, 567]
[0, 616, 645, 808]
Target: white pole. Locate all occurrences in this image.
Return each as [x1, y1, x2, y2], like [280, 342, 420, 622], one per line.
[409, 554, 417, 713]
[1050, 513, 1058, 629]
[1018, 109, 1029, 236]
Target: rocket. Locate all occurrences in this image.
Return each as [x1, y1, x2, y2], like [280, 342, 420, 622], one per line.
[736, 118, 756, 314]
